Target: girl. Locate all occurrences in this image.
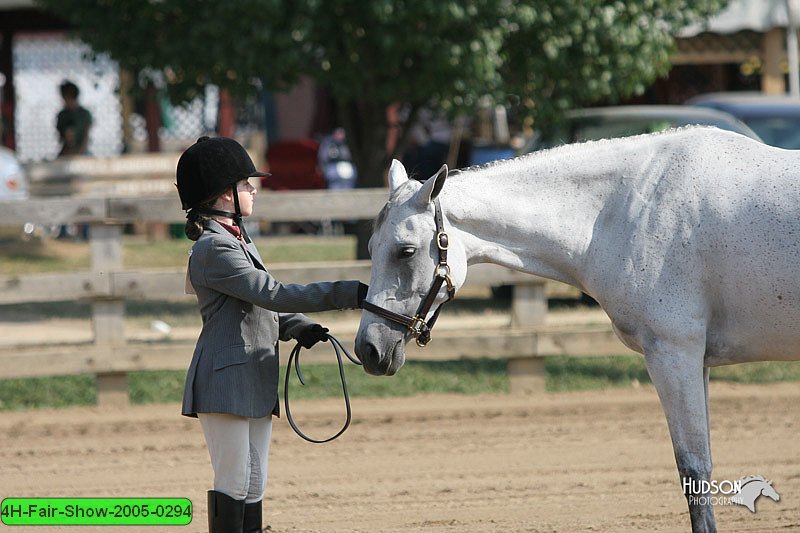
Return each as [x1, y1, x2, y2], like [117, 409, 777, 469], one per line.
[176, 136, 367, 532]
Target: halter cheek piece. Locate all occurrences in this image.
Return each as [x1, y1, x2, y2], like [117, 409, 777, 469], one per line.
[361, 197, 456, 347]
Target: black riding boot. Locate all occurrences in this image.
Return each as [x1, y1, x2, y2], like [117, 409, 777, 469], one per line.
[243, 501, 262, 533]
[207, 490, 244, 533]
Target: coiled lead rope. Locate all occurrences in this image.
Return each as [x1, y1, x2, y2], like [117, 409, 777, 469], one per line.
[284, 335, 362, 443]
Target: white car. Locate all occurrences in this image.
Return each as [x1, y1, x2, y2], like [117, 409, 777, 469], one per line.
[0, 146, 28, 201]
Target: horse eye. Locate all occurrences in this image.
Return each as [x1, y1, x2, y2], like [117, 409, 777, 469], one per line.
[398, 246, 416, 259]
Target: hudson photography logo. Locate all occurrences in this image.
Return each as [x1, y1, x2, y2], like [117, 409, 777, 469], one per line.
[683, 475, 781, 512]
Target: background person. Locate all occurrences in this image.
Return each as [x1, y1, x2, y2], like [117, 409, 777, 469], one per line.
[56, 80, 92, 156]
[176, 136, 367, 533]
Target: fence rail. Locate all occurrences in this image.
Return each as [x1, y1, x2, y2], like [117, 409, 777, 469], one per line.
[0, 190, 633, 405]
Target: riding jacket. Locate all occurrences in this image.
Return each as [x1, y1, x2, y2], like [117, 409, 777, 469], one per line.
[181, 219, 361, 418]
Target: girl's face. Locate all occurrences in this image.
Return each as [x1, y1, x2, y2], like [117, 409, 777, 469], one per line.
[233, 178, 257, 217]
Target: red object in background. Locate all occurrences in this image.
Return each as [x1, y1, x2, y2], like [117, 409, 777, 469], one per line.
[262, 139, 325, 190]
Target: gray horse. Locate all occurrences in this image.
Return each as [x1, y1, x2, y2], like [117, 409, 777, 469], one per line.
[355, 126, 800, 532]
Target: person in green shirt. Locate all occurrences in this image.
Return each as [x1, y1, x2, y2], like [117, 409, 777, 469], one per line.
[56, 80, 92, 156]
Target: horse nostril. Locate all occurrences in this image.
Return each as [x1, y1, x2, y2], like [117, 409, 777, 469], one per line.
[358, 342, 392, 376]
[375, 356, 391, 375]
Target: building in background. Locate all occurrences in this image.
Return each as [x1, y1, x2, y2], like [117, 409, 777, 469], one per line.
[640, 0, 800, 103]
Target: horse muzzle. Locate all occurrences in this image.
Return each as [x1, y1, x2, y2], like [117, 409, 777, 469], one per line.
[354, 325, 405, 376]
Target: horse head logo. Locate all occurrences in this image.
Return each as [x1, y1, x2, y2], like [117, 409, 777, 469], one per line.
[730, 475, 780, 513]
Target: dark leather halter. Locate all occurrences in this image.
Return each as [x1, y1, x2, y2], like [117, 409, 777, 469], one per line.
[361, 197, 456, 347]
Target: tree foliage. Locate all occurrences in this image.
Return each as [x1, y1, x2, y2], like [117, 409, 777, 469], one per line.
[37, 0, 727, 188]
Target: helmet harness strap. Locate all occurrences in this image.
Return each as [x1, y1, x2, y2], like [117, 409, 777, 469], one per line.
[231, 183, 251, 243]
[186, 183, 251, 243]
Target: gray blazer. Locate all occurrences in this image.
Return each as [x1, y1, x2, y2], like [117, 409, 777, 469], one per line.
[181, 220, 360, 419]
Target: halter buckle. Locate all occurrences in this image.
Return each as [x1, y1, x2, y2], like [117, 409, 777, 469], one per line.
[409, 316, 427, 337]
[437, 231, 449, 251]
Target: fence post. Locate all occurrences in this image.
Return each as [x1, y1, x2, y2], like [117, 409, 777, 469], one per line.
[508, 280, 547, 394]
[90, 223, 128, 407]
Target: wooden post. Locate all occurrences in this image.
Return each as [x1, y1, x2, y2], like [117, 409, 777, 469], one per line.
[95, 371, 129, 408]
[511, 281, 547, 327]
[508, 356, 546, 394]
[509, 280, 547, 394]
[90, 223, 129, 407]
[119, 69, 135, 153]
[762, 28, 786, 95]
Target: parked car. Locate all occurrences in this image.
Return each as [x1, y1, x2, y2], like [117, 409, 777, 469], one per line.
[520, 105, 762, 153]
[686, 92, 800, 149]
[0, 146, 28, 201]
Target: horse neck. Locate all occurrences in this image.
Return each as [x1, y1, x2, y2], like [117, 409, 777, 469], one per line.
[738, 482, 761, 499]
[445, 142, 643, 288]
[740, 479, 767, 495]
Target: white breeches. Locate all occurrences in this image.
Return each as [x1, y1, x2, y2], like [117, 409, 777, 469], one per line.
[198, 413, 273, 503]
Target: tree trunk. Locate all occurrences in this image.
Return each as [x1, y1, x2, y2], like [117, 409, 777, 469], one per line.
[218, 88, 236, 137]
[338, 98, 394, 259]
[0, 30, 15, 151]
[144, 83, 161, 152]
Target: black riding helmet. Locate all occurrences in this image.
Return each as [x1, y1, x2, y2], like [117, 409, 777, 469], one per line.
[176, 136, 269, 241]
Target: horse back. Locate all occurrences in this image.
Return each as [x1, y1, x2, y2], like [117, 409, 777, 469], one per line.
[595, 129, 800, 363]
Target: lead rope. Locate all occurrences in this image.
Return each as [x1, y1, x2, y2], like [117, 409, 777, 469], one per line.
[284, 335, 362, 443]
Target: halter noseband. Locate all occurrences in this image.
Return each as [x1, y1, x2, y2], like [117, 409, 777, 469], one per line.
[361, 197, 456, 347]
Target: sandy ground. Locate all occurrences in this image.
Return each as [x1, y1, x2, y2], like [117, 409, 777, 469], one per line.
[1, 381, 798, 533]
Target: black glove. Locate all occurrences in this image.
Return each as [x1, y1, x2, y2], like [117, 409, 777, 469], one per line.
[357, 282, 369, 308]
[297, 324, 329, 349]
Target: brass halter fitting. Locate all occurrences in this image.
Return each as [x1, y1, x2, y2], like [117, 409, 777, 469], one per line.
[409, 316, 427, 336]
[437, 231, 449, 251]
[409, 316, 430, 347]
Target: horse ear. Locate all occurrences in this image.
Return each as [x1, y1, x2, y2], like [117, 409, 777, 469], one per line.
[417, 164, 448, 206]
[388, 159, 409, 193]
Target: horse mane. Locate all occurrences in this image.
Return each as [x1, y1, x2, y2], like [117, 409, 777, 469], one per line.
[454, 125, 719, 177]
[450, 156, 512, 177]
[374, 179, 419, 230]
[375, 125, 721, 229]
[373, 202, 390, 231]
[739, 475, 769, 486]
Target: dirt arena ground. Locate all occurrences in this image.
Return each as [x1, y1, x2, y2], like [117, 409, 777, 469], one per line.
[1, 381, 798, 532]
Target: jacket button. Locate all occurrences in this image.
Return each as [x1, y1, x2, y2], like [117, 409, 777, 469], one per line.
[273, 315, 278, 322]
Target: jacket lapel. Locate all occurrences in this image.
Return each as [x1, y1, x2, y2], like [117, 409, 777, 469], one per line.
[206, 219, 267, 271]
[245, 240, 268, 271]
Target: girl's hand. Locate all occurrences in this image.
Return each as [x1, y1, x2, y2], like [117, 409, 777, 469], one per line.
[297, 324, 330, 348]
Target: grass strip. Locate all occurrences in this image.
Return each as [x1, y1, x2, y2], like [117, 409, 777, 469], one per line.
[0, 233, 356, 275]
[1, 357, 798, 411]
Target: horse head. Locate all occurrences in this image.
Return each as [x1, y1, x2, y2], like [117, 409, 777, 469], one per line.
[760, 479, 780, 502]
[732, 475, 781, 512]
[354, 160, 468, 376]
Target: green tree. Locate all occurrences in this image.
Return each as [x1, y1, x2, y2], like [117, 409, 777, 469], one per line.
[38, 0, 726, 252]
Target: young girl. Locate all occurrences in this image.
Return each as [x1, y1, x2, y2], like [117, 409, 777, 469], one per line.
[176, 136, 367, 532]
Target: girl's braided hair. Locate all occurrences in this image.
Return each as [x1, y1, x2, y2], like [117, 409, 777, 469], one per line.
[185, 202, 215, 241]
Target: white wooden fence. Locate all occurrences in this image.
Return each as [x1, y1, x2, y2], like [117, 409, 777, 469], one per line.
[0, 188, 633, 405]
